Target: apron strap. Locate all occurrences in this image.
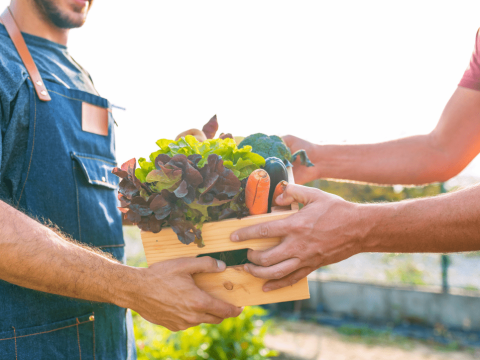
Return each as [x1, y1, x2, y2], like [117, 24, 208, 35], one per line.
[1, 7, 51, 102]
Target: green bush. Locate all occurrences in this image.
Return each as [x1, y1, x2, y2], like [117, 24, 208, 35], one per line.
[133, 306, 278, 360]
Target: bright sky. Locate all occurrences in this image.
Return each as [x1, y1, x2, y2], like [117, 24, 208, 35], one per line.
[3, 0, 480, 179]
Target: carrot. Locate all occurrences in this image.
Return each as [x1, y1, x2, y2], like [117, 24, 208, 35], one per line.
[245, 169, 270, 215]
[272, 180, 288, 207]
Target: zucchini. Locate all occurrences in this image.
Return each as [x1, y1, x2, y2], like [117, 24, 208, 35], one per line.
[264, 157, 288, 210]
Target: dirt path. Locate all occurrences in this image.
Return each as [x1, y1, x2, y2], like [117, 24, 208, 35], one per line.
[265, 321, 480, 360]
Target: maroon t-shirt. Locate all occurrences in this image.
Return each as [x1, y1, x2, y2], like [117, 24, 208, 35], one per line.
[459, 29, 480, 90]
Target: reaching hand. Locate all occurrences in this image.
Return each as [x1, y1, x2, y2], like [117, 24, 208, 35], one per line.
[230, 184, 363, 292]
[175, 129, 207, 142]
[282, 135, 321, 184]
[131, 257, 243, 331]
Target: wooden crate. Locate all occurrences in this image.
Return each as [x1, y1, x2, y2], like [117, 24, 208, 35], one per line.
[141, 168, 310, 307]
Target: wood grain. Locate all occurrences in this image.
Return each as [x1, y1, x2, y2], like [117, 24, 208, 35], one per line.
[193, 266, 310, 307]
[142, 209, 297, 264]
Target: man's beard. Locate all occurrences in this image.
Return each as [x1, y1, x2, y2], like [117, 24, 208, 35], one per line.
[32, 0, 92, 29]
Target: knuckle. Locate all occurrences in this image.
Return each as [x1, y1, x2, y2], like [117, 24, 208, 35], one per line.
[288, 277, 300, 286]
[273, 269, 285, 280]
[223, 307, 235, 318]
[186, 315, 200, 325]
[191, 299, 206, 312]
[295, 219, 313, 233]
[171, 325, 181, 332]
[166, 324, 176, 331]
[201, 256, 216, 267]
[179, 323, 190, 331]
[293, 241, 308, 255]
[259, 224, 269, 238]
[259, 255, 271, 267]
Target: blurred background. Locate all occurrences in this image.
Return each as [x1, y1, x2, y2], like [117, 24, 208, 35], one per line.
[3, 0, 480, 358]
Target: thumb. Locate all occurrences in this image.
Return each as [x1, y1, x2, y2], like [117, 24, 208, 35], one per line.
[275, 184, 321, 206]
[185, 256, 226, 275]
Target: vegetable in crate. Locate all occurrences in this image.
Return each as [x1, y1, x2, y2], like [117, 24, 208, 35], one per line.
[245, 169, 270, 215]
[238, 133, 314, 167]
[113, 135, 265, 247]
[263, 156, 288, 209]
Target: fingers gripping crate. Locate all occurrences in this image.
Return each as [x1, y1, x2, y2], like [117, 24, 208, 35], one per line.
[140, 168, 310, 307]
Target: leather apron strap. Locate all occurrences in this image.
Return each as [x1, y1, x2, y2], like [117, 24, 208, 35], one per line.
[1, 7, 51, 102]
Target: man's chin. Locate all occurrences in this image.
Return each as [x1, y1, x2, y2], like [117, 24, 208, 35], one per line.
[33, 0, 90, 29]
[62, 14, 87, 29]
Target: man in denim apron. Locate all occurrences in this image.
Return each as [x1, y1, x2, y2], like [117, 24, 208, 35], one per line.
[0, 1, 242, 359]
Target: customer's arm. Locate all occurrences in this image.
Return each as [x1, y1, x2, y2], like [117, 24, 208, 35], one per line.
[285, 86, 480, 185]
[0, 200, 242, 331]
[231, 183, 480, 291]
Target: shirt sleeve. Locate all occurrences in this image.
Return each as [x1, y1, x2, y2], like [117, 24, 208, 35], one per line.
[0, 80, 31, 202]
[459, 29, 480, 91]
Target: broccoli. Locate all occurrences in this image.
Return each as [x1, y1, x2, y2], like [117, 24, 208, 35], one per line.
[238, 133, 314, 167]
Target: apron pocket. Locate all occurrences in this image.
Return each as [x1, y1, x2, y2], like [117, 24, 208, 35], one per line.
[71, 152, 119, 189]
[0, 312, 95, 360]
[70, 152, 125, 258]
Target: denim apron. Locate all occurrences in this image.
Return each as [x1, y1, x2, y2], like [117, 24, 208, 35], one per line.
[0, 11, 136, 360]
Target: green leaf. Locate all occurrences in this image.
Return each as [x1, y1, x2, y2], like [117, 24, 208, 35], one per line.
[155, 138, 175, 151]
[234, 158, 260, 180]
[148, 150, 162, 163]
[184, 135, 200, 147]
[135, 168, 148, 183]
[146, 168, 182, 192]
[213, 147, 233, 160]
[134, 158, 155, 183]
[239, 151, 266, 167]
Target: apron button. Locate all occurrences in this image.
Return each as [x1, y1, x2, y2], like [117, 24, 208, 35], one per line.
[101, 176, 106, 182]
[40, 90, 47, 96]
[36, 80, 42, 86]
[89, 315, 95, 321]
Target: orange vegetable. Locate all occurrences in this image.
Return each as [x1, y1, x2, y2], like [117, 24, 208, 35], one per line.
[272, 180, 288, 207]
[245, 169, 270, 215]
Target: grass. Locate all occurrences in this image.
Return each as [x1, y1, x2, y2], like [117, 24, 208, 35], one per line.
[334, 324, 473, 353]
[335, 325, 416, 349]
[385, 260, 426, 286]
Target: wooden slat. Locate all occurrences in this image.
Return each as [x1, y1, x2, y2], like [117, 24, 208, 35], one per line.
[142, 209, 297, 264]
[193, 266, 310, 307]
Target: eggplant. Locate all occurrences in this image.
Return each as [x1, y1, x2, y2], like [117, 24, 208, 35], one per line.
[264, 157, 288, 210]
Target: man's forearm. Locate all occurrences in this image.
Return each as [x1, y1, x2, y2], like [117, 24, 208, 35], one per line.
[314, 134, 449, 185]
[360, 183, 480, 253]
[292, 87, 480, 185]
[0, 200, 141, 308]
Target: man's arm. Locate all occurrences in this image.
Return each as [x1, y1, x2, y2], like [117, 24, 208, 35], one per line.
[231, 183, 480, 291]
[0, 200, 242, 331]
[286, 86, 480, 185]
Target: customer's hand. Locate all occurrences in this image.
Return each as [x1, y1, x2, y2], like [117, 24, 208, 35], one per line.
[282, 135, 320, 184]
[131, 257, 242, 331]
[175, 129, 207, 142]
[231, 184, 363, 292]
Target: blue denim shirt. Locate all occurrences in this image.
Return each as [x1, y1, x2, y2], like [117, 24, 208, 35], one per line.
[0, 23, 97, 202]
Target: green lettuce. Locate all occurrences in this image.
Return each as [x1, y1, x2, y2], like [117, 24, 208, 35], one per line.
[146, 136, 265, 180]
